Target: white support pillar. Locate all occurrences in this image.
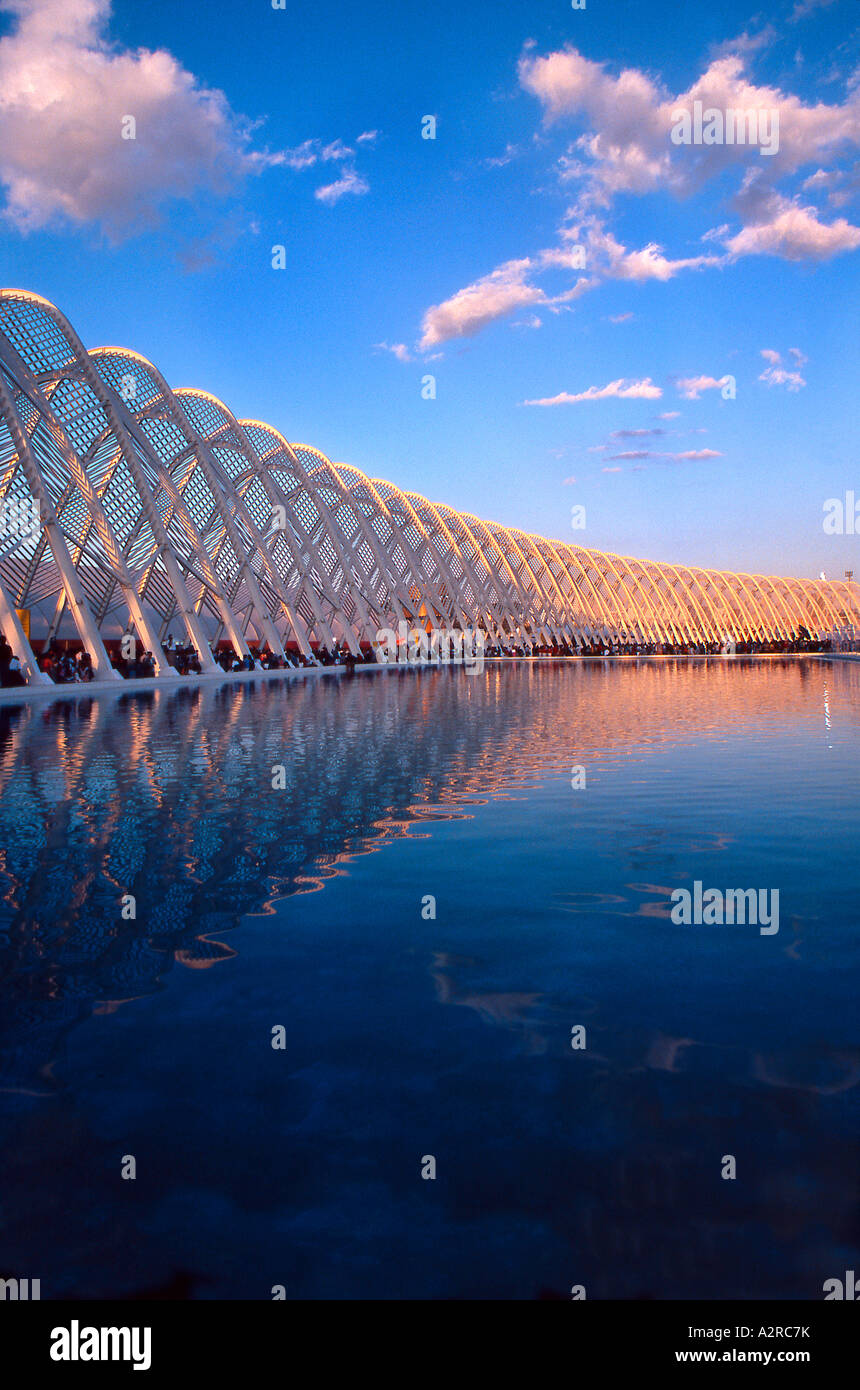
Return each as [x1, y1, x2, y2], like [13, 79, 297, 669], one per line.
[0, 576, 51, 685]
[0, 374, 120, 682]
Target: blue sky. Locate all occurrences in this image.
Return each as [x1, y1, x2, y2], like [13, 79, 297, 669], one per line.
[0, 0, 858, 577]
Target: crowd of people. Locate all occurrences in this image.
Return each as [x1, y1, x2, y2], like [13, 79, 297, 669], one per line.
[0, 627, 842, 690]
[209, 643, 319, 673]
[523, 633, 832, 658]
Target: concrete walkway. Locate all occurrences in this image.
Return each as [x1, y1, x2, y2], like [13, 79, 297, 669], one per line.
[1, 650, 856, 708]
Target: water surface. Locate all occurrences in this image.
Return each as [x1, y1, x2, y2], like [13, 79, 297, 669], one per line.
[0, 658, 857, 1299]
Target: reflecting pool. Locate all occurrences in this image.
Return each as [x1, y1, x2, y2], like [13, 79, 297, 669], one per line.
[0, 658, 857, 1299]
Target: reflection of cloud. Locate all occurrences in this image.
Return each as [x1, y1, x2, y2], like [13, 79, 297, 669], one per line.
[752, 1049, 860, 1095]
[644, 1033, 697, 1072]
[429, 953, 545, 1047]
[456, 992, 543, 1025]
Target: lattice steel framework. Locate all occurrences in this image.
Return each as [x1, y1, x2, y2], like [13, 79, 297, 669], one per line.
[0, 289, 857, 682]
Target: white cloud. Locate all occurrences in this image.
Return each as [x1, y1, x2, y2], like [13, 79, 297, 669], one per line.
[277, 134, 376, 206]
[314, 168, 369, 205]
[279, 135, 375, 171]
[658, 411, 680, 419]
[520, 46, 860, 201]
[484, 142, 521, 168]
[522, 378, 662, 406]
[675, 375, 731, 399]
[790, 0, 838, 23]
[411, 42, 860, 349]
[710, 28, 777, 60]
[606, 446, 722, 462]
[0, 0, 379, 235]
[420, 260, 543, 349]
[0, 0, 269, 238]
[802, 166, 842, 191]
[758, 347, 807, 390]
[418, 258, 592, 350]
[416, 217, 714, 349]
[375, 341, 412, 363]
[724, 193, 860, 259]
[518, 46, 671, 199]
[581, 223, 722, 280]
[611, 427, 666, 438]
[281, 140, 320, 171]
[320, 139, 353, 162]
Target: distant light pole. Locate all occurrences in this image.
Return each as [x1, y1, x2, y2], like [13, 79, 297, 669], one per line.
[847, 573, 858, 652]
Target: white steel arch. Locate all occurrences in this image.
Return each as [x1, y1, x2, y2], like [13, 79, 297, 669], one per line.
[1, 288, 857, 672]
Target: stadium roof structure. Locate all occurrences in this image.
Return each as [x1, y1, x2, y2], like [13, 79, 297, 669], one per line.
[0, 288, 857, 683]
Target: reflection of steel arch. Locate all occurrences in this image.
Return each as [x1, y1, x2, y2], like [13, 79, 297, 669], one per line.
[1, 287, 859, 671]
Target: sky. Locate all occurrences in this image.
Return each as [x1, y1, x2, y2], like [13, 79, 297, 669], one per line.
[0, 0, 858, 578]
